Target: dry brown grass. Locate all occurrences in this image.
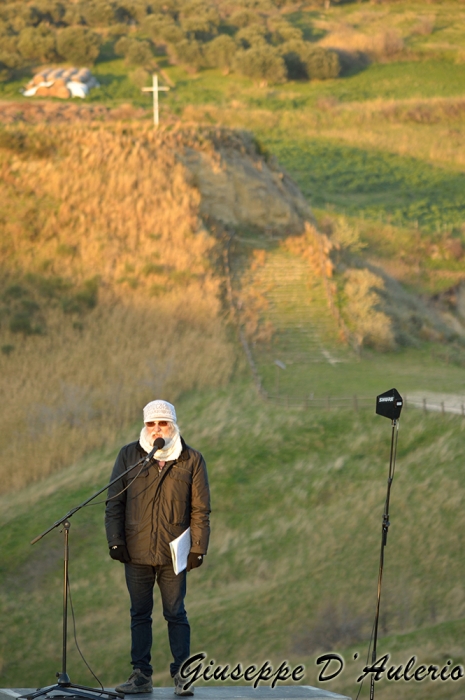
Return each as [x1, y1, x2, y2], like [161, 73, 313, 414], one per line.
[319, 27, 405, 62]
[0, 122, 238, 493]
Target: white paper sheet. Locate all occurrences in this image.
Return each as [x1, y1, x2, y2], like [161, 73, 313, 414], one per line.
[169, 527, 191, 575]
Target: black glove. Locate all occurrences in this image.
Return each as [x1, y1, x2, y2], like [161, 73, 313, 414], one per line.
[109, 545, 131, 563]
[187, 552, 203, 572]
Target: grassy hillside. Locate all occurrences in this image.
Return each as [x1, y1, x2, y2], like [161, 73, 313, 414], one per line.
[1, 380, 465, 700]
[0, 122, 240, 492]
[1, 3, 465, 698]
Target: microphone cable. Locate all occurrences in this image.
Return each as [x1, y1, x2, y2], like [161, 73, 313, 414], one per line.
[67, 571, 106, 695]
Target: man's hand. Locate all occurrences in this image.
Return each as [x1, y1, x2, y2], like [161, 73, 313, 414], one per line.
[187, 552, 203, 571]
[109, 545, 131, 563]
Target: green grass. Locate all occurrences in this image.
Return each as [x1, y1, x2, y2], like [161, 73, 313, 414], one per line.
[244, 62, 465, 107]
[253, 134, 465, 232]
[1, 379, 465, 700]
[156, 60, 465, 113]
[256, 345, 465, 402]
[90, 58, 152, 106]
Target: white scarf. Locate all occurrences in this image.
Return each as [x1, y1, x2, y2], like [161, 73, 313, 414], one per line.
[139, 424, 183, 462]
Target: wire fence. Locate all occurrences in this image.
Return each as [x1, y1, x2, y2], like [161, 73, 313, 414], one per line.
[261, 392, 465, 416]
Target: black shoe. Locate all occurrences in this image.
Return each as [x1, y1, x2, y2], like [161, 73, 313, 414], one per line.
[174, 673, 194, 696]
[115, 669, 153, 694]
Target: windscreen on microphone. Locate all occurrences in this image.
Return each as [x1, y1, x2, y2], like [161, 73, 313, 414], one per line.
[153, 437, 165, 450]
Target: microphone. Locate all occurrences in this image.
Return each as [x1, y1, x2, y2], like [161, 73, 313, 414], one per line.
[153, 437, 165, 451]
[144, 437, 165, 462]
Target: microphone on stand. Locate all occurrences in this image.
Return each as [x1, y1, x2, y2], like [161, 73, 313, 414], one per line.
[144, 437, 165, 463]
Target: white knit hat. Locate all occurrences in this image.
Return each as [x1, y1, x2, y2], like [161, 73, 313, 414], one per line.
[143, 399, 176, 423]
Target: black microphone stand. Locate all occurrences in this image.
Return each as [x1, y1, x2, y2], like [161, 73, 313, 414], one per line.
[20, 444, 162, 700]
[369, 418, 399, 700]
[368, 388, 403, 700]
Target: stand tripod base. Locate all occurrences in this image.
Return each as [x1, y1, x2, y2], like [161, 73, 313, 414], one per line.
[18, 682, 123, 700]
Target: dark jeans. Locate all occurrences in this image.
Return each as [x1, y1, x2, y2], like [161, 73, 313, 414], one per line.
[124, 563, 190, 678]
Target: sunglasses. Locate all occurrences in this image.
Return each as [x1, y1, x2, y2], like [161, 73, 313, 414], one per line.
[145, 421, 170, 428]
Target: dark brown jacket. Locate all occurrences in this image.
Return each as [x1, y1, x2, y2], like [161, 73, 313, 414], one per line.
[105, 438, 210, 566]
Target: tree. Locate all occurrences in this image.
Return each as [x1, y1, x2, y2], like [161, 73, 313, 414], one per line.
[268, 19, 303, 45]
[234, 45, 286, 84]
[56, 26, 101, 65]
[125, 39, 154, 67]
[143, 15, 184, 45]
[34, 0, 67, 26]
[205, 35, 236, 72]
[179, 1, 220, 42]
[0, 33, 25, 79]
[18, 25, 57, 62]
[114, 0, 151, 24]
[236, 25, 269, 50]
[173, 39, 205, 71]
[303, 46, 340, 80]
[230, 9, 264, 28]
[82, 0, 116, 27]
[115, 36, 154, 67]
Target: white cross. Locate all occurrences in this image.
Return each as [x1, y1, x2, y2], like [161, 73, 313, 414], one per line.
[141, 74, 170, 126]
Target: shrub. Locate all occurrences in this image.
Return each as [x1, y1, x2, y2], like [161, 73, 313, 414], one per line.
[303, 46, 340, 80]
[18, 25, 57, 62]
[280, 41, 308, 79]
[332, 216, 366, 253]
[205, 34, 236, 72]
[114, 36, 130, 56]
[343, 269, 395, 351]
[234, 45, 286, 84]
[4, 284, 27, 300]
[129, 66, 150, 87]
[56, 26, 101, 65]
[61, 278, 99, 314]
[9, 308, 43, 335]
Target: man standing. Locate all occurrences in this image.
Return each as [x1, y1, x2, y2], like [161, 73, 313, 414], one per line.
[105, 399, 210, 696]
